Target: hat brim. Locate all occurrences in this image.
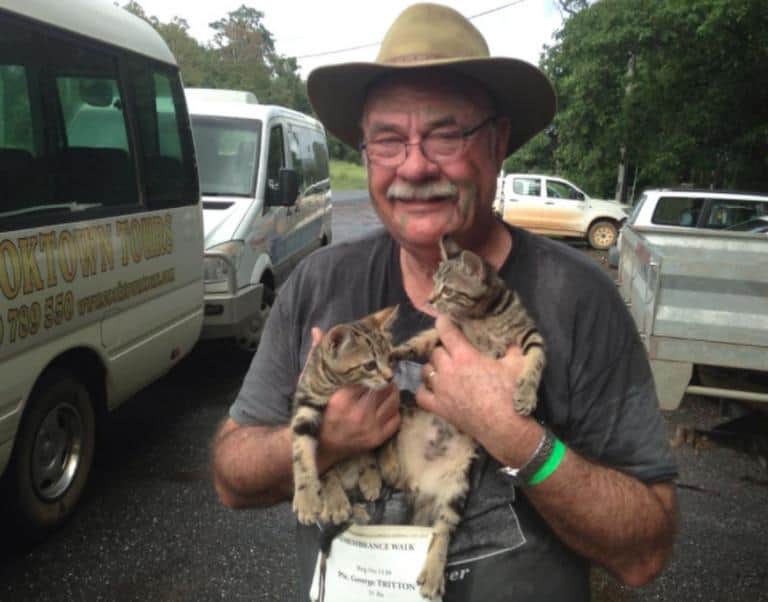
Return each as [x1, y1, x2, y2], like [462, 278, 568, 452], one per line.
[307, 57, 556, 157]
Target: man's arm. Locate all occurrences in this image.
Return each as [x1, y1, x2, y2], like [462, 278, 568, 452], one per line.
[416, 316, 678, 587]
[522, 446, 677, 586]
[211, 419, 293, 508]
[211, 384, 402, 509]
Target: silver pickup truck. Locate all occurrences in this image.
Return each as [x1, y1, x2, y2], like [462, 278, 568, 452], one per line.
[617, 224, 768, 410]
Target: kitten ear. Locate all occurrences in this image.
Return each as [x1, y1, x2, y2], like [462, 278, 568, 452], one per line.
[367, 305, 399, 331]
[326, 325, 352, 356]
[460, 250, 485, 276]
[439, 235, 462, 261]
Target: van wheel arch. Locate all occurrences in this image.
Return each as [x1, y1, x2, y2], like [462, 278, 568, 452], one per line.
[4, 355, 105, 540]
[235, 271, 276, 353]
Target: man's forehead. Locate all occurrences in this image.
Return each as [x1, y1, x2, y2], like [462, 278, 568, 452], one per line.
[362, 73, 492, 126]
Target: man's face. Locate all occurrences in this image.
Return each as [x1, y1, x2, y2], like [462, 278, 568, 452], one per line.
[361, 74, 509, 254]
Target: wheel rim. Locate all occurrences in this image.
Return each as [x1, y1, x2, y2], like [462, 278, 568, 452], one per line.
[31, 402, 84, 501]
[592, 225, 616, 248]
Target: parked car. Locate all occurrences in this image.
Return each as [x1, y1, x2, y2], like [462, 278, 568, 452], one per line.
[608, 188, 768, 267]
[185, 89, 333, 351]
[494, 173, 630, 249]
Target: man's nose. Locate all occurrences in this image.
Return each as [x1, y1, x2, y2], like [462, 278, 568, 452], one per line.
[397, 141, 440, 179]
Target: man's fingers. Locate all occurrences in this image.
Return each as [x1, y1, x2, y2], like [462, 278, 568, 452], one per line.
[415, 384, 437, 414]
[311, 326, 324, 347]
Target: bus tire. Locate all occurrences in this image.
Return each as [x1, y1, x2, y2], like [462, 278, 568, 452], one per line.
[7, 370, 95, 540]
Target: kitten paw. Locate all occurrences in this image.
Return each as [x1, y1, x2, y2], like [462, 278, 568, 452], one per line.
[320, 489, 351, 525]
[417, 564, 445, 600]
[358, 468, 382, 501]
[514, 378, 538, 416]
[350, 504, 371, 525]
[293, 486, 323, 525]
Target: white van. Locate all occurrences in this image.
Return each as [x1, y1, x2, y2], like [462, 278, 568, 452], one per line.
[185, 89, 332, 351]
[0, 0, 204, 537]
[495, 173, 630, 249]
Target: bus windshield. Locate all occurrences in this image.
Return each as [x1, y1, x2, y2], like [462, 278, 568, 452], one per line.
[190, 116, 261, 197]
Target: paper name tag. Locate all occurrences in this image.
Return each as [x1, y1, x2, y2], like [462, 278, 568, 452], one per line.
[309, 524, 439, 602]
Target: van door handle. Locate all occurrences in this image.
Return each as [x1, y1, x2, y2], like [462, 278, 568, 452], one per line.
[545, 201, 555, 205]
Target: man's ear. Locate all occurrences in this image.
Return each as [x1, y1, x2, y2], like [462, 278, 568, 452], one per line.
[493, 116, 512, 167]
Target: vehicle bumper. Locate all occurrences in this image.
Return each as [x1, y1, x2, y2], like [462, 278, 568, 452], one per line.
[201, 282, 264, 341]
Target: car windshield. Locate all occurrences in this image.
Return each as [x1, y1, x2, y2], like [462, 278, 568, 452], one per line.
[190, 116, 261, 196]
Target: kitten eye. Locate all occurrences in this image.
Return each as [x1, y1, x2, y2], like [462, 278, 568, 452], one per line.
[363, 360, 377, 371]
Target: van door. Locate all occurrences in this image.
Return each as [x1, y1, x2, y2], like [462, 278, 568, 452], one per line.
[284, 122, 314, 268]
[265, 122, 294, 283]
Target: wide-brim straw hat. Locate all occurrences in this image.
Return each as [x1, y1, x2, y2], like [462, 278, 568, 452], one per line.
[307, 2, 556, 157]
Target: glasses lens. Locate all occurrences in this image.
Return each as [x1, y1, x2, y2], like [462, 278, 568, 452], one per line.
[422, 132, 462, 162]
[366, 140, 402, 165]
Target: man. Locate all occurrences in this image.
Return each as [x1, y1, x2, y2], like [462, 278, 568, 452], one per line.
[212, 3, 678, 600]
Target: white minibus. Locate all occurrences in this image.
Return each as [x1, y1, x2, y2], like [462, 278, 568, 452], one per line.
[186, 89, 332, 351]
[0, 0, 204, 538]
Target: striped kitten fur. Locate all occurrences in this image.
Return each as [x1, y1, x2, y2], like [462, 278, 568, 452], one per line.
[383, 235, 546, 599]
[291, 305, 398, 526]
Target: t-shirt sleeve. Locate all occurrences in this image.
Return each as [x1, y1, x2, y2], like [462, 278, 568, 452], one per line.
[229, 277, 300, 427]
[560, 281, 678, 484]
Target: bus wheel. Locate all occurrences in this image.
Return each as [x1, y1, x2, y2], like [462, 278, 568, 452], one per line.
[7, 370, 95, 540]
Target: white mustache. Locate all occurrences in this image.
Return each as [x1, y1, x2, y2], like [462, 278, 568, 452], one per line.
[386, 181, 458, 200]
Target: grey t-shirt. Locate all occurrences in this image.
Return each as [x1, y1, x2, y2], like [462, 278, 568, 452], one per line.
[230, 225, 678, 602]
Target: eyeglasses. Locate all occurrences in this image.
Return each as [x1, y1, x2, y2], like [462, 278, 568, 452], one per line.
[360, 115, 497, 168]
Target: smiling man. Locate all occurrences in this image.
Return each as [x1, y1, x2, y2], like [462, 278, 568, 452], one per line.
[211, 4, 678, 601]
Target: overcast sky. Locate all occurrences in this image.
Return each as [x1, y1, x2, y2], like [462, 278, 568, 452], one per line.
[121, 0, 563, 78]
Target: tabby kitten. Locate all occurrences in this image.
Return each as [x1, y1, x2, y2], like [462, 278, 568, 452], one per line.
[383, 235, 546, 599]
[291, 305, 398, 526]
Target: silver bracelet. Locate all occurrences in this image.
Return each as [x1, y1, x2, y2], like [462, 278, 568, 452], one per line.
[498, 427, 555, 484]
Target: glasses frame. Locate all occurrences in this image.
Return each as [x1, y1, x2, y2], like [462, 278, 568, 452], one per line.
[360, 115, 497, 168]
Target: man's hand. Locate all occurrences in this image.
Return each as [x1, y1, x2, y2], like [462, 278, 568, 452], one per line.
[308, 328, 401, 469]
[415, 315, 541, 466]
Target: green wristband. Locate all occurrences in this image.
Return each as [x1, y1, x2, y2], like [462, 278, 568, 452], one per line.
[527, 437, 566, 486]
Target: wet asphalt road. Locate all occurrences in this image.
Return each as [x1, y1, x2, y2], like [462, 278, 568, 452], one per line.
[1, 192, 767, 601]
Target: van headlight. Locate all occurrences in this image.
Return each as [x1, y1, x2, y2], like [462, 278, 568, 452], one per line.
[204, 240, 244, 283]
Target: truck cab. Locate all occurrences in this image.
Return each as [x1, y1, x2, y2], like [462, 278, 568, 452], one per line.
[495, 173, 629, 249]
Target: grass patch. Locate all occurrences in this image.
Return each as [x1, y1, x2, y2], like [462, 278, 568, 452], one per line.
[330, 160, 368, 191]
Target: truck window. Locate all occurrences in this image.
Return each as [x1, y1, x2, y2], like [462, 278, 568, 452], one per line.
[513, 177, 541, 196]
[546, 180, 583, 200]
[705, 201, 759, 228]
[652, 196, 706, 226]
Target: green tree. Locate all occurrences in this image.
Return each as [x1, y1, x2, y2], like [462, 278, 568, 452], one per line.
[121, 2, 311, 114]
[541, 0, 768, 198]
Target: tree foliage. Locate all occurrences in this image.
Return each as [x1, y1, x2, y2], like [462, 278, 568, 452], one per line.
[529, 0, 768, 198]
[121, 2, 313, 139]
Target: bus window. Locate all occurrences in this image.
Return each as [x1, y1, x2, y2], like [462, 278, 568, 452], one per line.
[127, 61, 198, 207]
